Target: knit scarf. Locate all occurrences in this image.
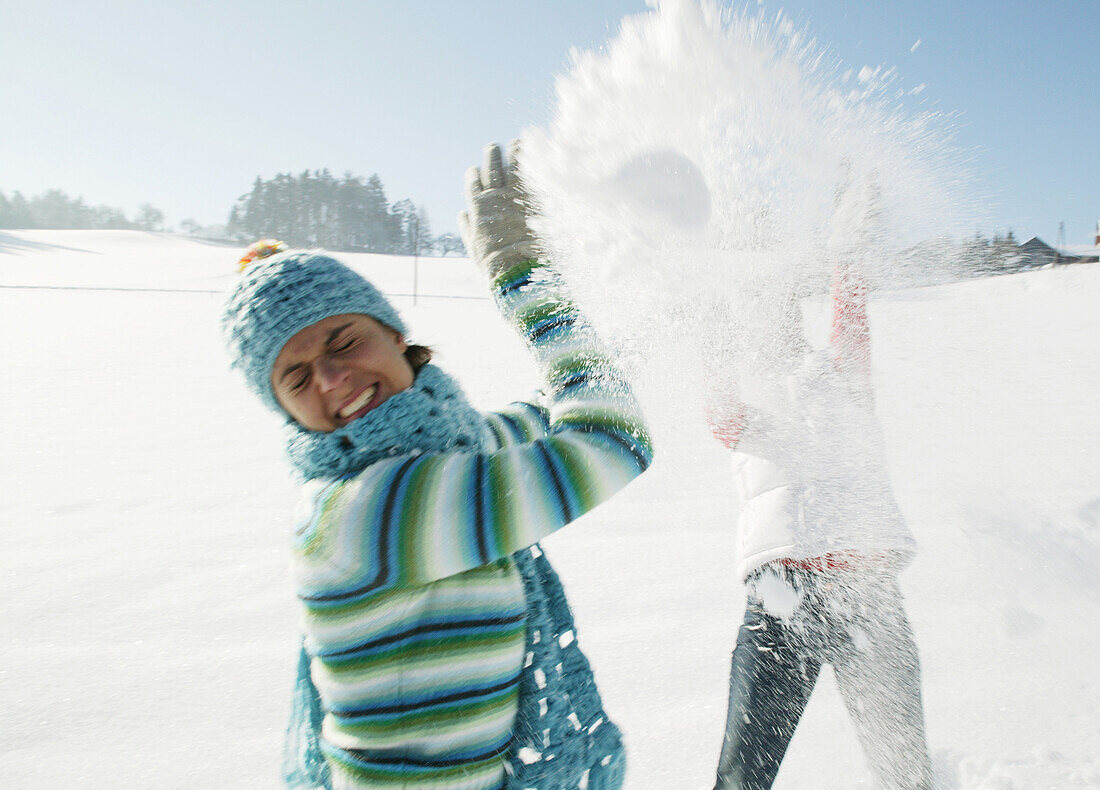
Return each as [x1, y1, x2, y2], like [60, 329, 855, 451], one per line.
[284, 364, 490, 481]
[282, 364, 625, 790]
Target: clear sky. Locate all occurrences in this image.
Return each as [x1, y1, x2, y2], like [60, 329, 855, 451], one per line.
[1, 0, 1096, 244]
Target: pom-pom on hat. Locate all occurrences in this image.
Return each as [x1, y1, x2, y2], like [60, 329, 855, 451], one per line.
[223, 242, 408, 413]
[238, 238, 288, 271]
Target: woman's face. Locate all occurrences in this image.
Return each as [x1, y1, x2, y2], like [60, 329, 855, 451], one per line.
[271, 313, 415, 432]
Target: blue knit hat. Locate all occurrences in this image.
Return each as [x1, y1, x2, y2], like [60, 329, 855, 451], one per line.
[222, 249, 408, 413]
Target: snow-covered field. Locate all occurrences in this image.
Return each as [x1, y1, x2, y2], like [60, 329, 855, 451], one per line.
[2, 230, 1097, 789]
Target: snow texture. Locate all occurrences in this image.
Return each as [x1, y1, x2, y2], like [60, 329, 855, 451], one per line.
[1, 228, 1097, 788]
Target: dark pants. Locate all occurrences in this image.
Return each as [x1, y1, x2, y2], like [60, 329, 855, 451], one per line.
[713, 565, 932, 790]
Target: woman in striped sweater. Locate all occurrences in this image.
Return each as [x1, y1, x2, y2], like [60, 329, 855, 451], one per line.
[222, 143, 651, 790]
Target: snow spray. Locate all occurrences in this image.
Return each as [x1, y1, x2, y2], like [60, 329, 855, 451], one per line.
[522, 0, 984, 407]
[519, 11, 998, 729]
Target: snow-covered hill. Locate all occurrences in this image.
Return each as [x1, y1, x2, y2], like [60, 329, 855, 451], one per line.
[2, 231, 1097, 788]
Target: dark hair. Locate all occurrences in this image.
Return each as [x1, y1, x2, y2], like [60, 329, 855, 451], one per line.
[404, 344, 432, 373]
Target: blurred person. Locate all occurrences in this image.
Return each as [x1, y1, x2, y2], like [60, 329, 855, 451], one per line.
[706, 174, 933, 790]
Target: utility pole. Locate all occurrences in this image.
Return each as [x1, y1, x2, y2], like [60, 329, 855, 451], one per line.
[412, 214, 419, 306]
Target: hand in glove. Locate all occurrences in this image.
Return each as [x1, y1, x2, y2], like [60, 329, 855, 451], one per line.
[458, 141, 540, 277]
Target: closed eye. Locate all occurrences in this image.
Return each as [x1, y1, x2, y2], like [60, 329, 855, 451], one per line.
[281, 368, 310, 393]
[330, 334, 360, 354]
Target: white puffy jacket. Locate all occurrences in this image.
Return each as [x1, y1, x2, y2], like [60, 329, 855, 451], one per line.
[729, 352, 915, 579]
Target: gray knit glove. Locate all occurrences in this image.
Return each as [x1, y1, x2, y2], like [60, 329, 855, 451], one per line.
[458, 141, 539, 277]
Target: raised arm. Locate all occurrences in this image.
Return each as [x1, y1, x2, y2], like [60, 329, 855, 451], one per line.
[483, 399, 551, 448]
[828, 166, 880, 385]
[704, 352, 748, 450]
[293, 259, 651, 592]
[292, 144, 652, 596]
[829, 261, 872, 382]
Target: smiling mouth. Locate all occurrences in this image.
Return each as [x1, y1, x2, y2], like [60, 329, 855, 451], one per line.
[337, 385, 378, 420]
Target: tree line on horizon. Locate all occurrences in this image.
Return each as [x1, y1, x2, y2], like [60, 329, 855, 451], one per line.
[225, 169, 464, 257]
[0, 189, 166, 231]
[958, 229, 1023, 275]
[0, 170, 466, 258]
[1, 180, 1052, 273]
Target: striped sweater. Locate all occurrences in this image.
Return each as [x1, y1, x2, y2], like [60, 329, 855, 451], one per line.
[291, 259, 652, 789]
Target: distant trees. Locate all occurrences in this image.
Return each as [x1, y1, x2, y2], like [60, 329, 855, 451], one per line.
[888, 230, 1032, 285]
[960, 230, 1020, 276]
[1, 173, 468, 258]
[136, 204, 165, 232]
[0, 188, 165, 230]
[435, 233, 465, 257]
[226, 169, 463, 257]
[391, 199, 435, 256]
